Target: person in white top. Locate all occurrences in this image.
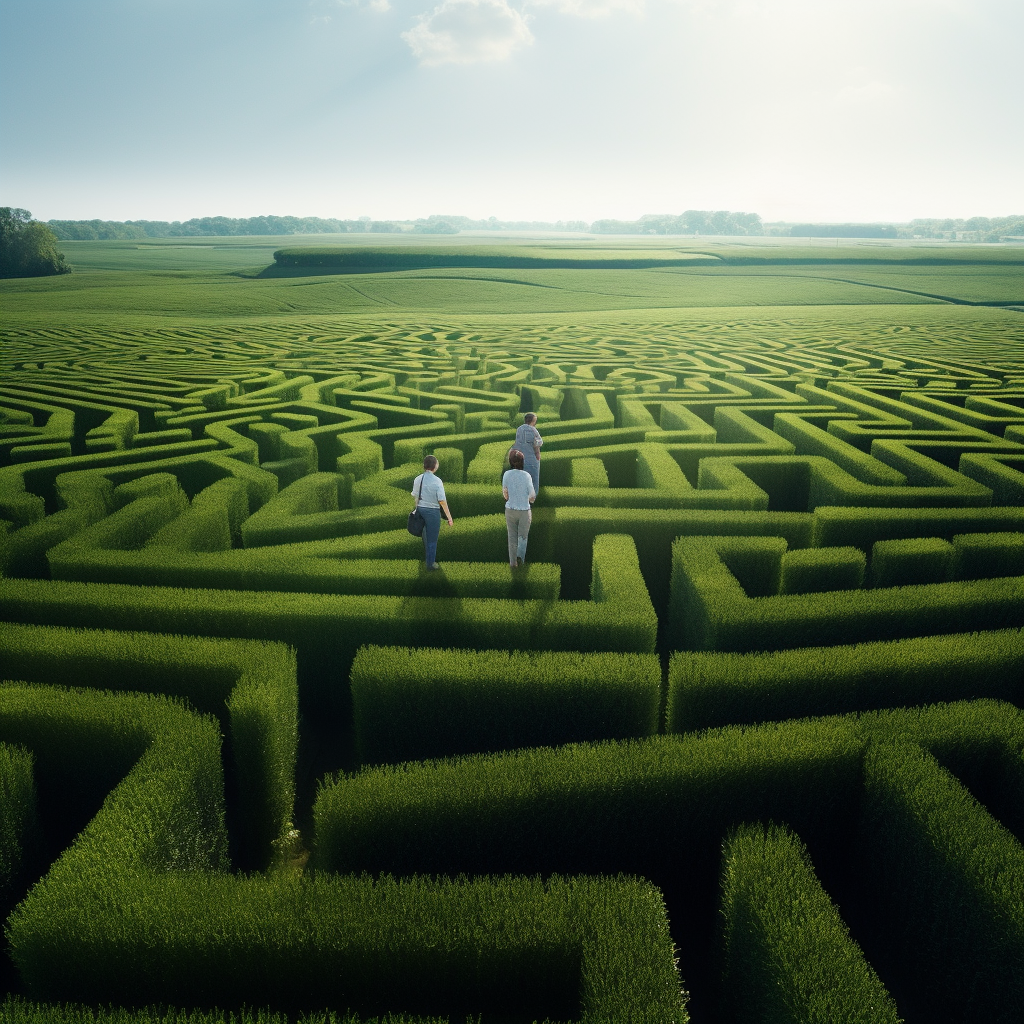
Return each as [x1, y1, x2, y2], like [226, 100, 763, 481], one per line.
[514, 413, 543, 493]
[410, 455, 453, 571]
[502, 448, 536, 568]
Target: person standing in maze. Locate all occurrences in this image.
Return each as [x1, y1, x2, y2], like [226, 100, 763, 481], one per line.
[411, 455, 453, 571]
[514, 412, 544, 493]
[502, 448, 536, 568]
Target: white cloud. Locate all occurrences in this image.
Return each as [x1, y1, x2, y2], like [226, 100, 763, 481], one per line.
[403, 0, 533, 66]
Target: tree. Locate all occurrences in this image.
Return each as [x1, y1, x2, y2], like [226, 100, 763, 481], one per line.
[0, 208, 71, 277]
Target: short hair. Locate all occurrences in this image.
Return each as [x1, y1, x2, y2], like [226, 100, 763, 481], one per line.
[524, 412, 537, 425]
[423, 455, 438, 471]
[508, 449, 525, 470]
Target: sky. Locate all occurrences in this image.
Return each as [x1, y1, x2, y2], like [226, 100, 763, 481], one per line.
[2, 0, 1022, 224]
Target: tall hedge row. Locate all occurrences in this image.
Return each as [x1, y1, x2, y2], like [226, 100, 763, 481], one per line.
[669, 534, 1024, 652]
[3, 535, 657, 701]
[0, 743, 37, 915]
[0, 623, 296, 866]
[351, 646, 660, 764]
[317, 700, 1024, 1020]
[667, 628, 1024, 731]
[0, 681, 684, 1019]
[315, 718, 864, 876]
[719, 823, 900, 1024]
[0, 1000, 444, 1024]
[860, 740, 1024, 1022]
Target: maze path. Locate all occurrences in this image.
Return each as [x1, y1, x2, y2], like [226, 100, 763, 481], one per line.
[1, 321, 1023, 1022]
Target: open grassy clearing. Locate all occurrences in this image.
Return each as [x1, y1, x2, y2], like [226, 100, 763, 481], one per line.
[4, 269, 945, 319]
[3, 238, 1019, 322]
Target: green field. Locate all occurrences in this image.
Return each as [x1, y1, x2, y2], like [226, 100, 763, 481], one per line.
[3, 235, 1022, 320]
[1, 238, 1023, 1023]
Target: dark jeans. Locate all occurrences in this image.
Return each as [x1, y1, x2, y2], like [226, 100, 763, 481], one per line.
[420, 506, 441, 566]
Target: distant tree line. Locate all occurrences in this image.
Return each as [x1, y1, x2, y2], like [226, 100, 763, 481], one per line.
[45, 213, 593, 240]
[784, 217, 1024, 241]
[38, 210, 1024, 243]
[46, 215, 400, 240]
[0, 208, 70, 278]
[897, 216, 1024, 242]
[789, 224, 898, 239]
[413, 215, 592, 233]
[44, 211, 761, 239]
[591, 211, 764, 236]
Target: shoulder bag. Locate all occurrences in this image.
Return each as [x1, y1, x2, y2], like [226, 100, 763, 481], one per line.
[407, 474, 426, 536]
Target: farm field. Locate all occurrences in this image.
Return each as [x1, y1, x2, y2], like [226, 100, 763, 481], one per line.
[1, 238, 1024, 1023]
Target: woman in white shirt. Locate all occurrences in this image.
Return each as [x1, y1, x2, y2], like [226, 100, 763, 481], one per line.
[502, 448, 536, 569]
[410, 455, 453, 571]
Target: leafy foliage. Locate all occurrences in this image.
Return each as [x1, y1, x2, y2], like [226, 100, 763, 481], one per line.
[0, 209, 70, 278]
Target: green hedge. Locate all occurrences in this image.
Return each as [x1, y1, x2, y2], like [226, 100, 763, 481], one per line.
[351, 646, 660, 764]
[146, 477, 250, 551]
[950, 530, 1024, 580]
[959, 451, 1024, 504]
[0, 998, 444, 1024]
[772, 411, 907, 486]
[3, 685, 227, 992]
[50, 544, 562, 601]
[2, 447, 266, 522]
[46, 486, 185, 560]
[315, 717, 863, 877]
[273, 244, 705, 270]
[0, 743, 37, 915]
[669, 534, 1024, 652]
[466, 429, 647, 484]
[334, 434, 385, 480]
[667, 629, 1024, 732]
[0, 469, 115, 578]
[239, 467, 481, 546]
[570, 457, 610, 489]
[317, 700, 1024, 1019]
[778, 545, 865, 595]
[0, 623, 296, 866]
[812, 504, 1024, 550]
[10, 872, 684, 1021]
[860, 739, 1024, 1022]
[715, 536, 786, 597]
[521, 441, 769, 511]
[0, 682, 227, 878]
[542, 505, 813, 608]
[1, 685, 683, 1019]
[869, 536, 953, 587]
[700, 452, 993, 511]
[5, 535, 656, 703]
[0, 454, 275, 578]
[390, 394, 616, 471]
[720, 822, 899, 1024]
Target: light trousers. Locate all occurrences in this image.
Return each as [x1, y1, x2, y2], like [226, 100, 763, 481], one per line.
[505, 507, 531, 566]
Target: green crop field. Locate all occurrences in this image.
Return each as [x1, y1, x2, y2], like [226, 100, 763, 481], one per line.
[1, 237, 1023, 1024]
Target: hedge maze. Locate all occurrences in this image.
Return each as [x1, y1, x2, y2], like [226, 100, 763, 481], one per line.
[1, 317, 1023, 1023]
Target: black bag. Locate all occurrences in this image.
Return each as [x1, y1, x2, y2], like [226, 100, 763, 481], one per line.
[407, 475, 426, 536]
